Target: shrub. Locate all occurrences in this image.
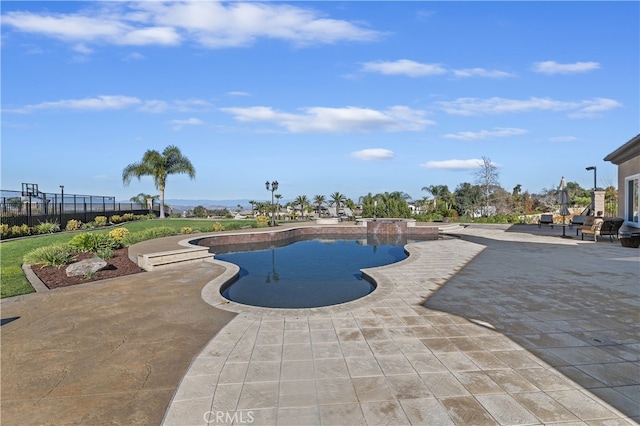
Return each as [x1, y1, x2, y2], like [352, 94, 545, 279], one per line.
[9, 224, 31, 238]
[96, 247, 114, 260]
[121, 226, 176, 246]
[121, 213, 134, 222]
[1, 224, 9, 239]
[110, 214, 122, 224]
[23, 244, 76, 268]
[108, 227, 130, 242]
[256, 216, 269, 227]
[69, 233, 121, 253]
[94, 216, 108, 226]
[181, 227, 193, 234]
[212, 222, 225, 232]
[65, 219, 82, 231]
[82, 221, 97, 229]
[34, 221, 59, 235]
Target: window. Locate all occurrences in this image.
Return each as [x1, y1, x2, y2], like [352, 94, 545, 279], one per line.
[625, 174, 639, 227]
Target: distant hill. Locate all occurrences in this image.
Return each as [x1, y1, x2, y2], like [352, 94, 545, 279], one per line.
[163, 199, 251, 212]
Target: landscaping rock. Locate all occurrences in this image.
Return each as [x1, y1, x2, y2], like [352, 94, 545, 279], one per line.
[66, 257, 107, 277]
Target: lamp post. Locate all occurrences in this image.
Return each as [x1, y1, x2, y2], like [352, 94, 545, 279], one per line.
[265, 180, 278, 227]
[586, 166, 596, 214]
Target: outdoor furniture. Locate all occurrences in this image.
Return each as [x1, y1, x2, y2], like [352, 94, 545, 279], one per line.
[599, 218, 624, 242]
[538, 214, 554, 228]
[579, 217, 604, 241]
[620, 232, 640, 248]
[569, 215, 586, 229]
[575, 215, 594, 236]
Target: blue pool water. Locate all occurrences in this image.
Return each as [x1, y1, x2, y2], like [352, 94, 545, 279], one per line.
[216, 238, 408, 308]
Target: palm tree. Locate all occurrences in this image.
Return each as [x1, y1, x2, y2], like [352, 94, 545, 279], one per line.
[313, 195, 326, 217]
[129, 192, 157, 212]
[294, 195, 309, 220]
[274, 194, 283, 220]
[122, 145, 196, 218]
[330, 191, 346, 217]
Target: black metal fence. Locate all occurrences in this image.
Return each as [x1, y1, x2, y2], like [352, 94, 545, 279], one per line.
[1, 189, 154, 229]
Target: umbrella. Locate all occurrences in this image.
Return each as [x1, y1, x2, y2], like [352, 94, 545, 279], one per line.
[558, 177, 571, 237]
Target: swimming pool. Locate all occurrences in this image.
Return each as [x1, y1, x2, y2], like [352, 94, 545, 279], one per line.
[215, 237, 409, 308]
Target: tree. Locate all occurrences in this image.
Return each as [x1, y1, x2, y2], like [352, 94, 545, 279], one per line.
[454, 182, 483, 217]
[422, 185, 452, 210]
[122, 145, 196, 218]
[313, 195, 326, 217]
[294, 195, 310, 220]
[473, 156, 500, 216]
[129, 192, 158, 212]
[329, 191, 346, 217]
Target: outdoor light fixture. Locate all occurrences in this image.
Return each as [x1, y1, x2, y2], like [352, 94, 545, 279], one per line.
[265, 180, 279, 227]
[585, 166, 596, 213]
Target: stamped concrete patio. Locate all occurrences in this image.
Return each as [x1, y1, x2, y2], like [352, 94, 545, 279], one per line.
[1, 223, 638, 425]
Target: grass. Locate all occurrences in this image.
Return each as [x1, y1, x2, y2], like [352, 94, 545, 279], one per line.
[0, 218, 259, 299]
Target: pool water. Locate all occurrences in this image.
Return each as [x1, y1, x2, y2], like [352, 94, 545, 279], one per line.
[216, 238, 408, 308]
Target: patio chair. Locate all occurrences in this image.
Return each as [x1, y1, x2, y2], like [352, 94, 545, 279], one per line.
[538, 214, 554, 228]
[579, 217, 604, 241]
[599, 217, 624, 242]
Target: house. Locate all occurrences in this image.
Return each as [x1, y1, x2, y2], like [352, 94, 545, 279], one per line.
[604, 134, 640, 232]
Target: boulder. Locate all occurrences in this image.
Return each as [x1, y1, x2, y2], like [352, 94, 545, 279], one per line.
[66, 257, 107, 277]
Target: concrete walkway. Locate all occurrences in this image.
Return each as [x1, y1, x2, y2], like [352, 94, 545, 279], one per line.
[164, 224, 639, 425]
[1, 223, 638, 425]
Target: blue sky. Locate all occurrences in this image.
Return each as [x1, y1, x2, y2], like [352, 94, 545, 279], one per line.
[2, 1, 639, 204]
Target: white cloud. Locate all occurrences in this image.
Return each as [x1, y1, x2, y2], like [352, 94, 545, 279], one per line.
[420, 158, 494, 170]
[533, 60, 600, 74]
[72, 43, 93, 55]
[170, 117, 204, 131]
[4, 95, 213, 114]
[2, 2, 381, 50]
[5, 95, 141, 113]
[123, 52, 145, 61]
[220, 105, 434, 133]
[226, 91, 250, 97]
[436, 96, 621, 118]
[452, 68, 515, 78]
[351, 148, 394, 161]
[361, 59, 447, 77]
[568, 98, 623, 118]
[550, 136, 578, 142]
[444, 127, 527, 141]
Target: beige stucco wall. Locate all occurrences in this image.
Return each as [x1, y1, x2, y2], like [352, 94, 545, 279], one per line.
[617, 155, 640, 231]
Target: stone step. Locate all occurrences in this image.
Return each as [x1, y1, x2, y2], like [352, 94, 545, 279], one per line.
[137, 247, 212, 271]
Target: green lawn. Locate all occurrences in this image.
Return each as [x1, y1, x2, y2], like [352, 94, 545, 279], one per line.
[0, 218, 257, 299]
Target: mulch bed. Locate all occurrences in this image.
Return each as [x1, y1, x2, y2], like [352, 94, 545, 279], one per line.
[31, 248, 145, 290]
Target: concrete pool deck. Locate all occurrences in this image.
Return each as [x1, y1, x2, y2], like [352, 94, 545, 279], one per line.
[1, 222, 639, 425]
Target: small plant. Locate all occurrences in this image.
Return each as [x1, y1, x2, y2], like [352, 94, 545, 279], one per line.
[96, 247, 114, 260]
[9, 224, 31, 238]
[256, 215, 269, 227]
[1, 224, 9, 239]
[34, 221, 60, 235]
[69, 233, 121, 253]
[212, 222, 225, 232]
[121, 226, 176, 246]
[65, 219, 82, 231]
[82, 221, 97, 229]
[23, 244, 76, 268]
[94, 216, 108, 226]
[181, 227, 193, 234]
[121, 213, 134, 222]
[108, 227, 130, 242]
[110, 214, 122, 224]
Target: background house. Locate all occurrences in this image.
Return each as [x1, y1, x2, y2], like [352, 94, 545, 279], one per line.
[604, 134, 640, 232]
